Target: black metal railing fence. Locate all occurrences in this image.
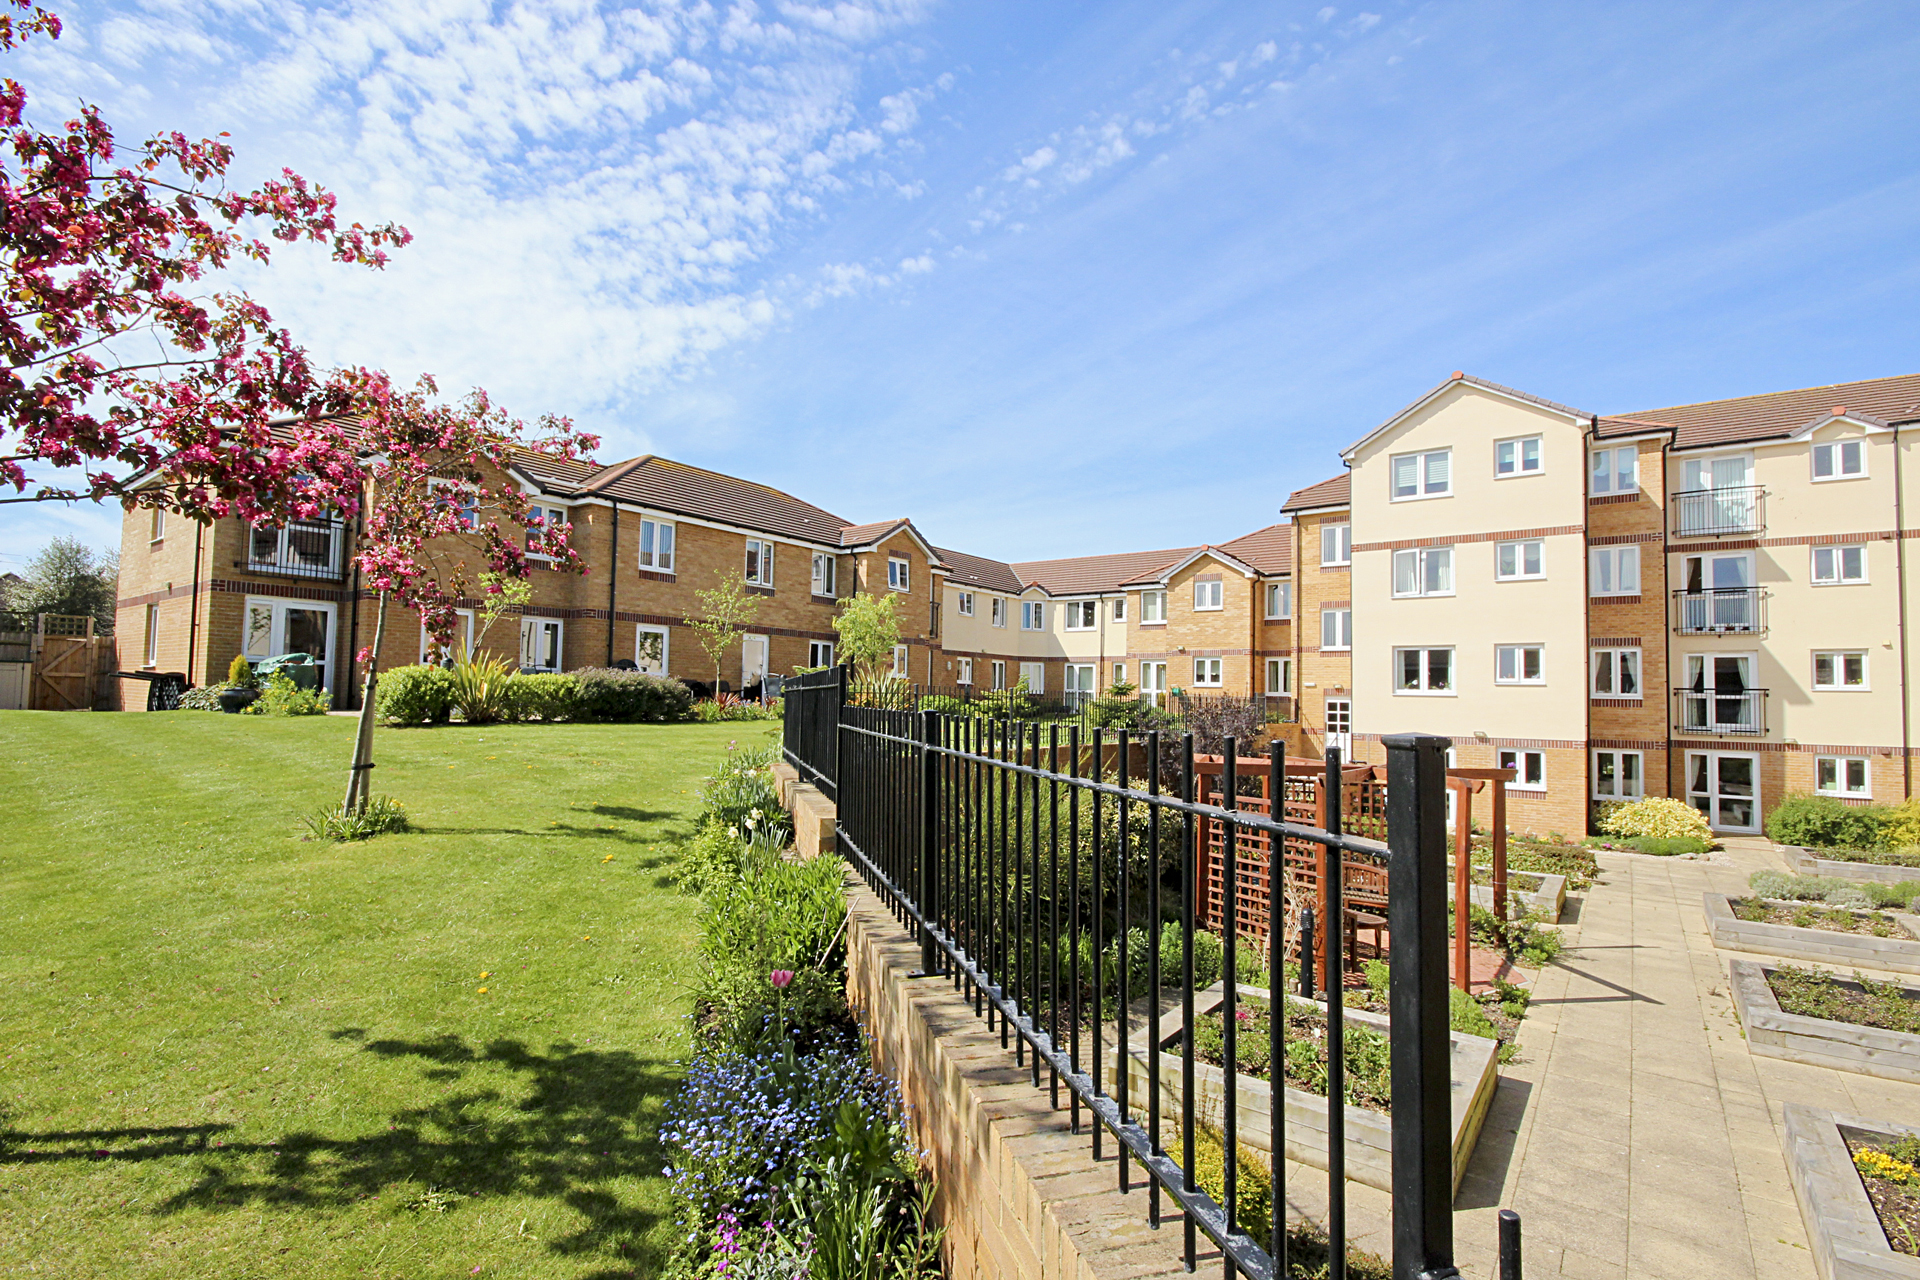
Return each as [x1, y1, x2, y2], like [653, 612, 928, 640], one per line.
[798, 679, 1509, 1280]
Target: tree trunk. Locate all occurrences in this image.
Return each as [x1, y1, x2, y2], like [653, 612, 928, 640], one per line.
[344, 590, 389, 812]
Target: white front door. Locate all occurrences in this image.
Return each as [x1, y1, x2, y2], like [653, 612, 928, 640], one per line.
[1688, 751, 1759, 833]
[244, 598, 337, 693]
[742, 634, 769, 689]
[1139, 661, 1167, 706]
[635, 626, 669, 676]
[519, 617, 563, 672]
[1324, 697, 1352, 760]
[1064, 663, 1096, 708]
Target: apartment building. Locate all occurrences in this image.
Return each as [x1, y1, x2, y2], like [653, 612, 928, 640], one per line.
[1284, 370, 1920, 835]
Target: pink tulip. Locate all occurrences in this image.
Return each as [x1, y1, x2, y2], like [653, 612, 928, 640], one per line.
[769, 970, 795, 989]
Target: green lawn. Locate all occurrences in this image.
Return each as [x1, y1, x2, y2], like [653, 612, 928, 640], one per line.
[0, 711, 762, 1279]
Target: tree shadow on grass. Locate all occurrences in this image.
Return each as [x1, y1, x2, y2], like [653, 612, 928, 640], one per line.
[409, 822, 678, 849]
[1, 1035, 681, 1275]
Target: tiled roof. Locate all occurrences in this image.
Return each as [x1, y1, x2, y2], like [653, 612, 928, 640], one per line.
[578, 456, 853, 544]
[511, 450, 602, 493]
[1280, 473, 1350, 513]
[932, 546, 1025, 594]
[839, 519, 906, 546]
[1012, 546, 1196, 596]
[1619, 373, 1920, 450]
[1216, 522, 1293, 576]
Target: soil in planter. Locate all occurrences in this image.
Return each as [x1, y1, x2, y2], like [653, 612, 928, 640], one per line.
[1733, 899, 1916, 939]
[1809, 847, 1920, 869]
[1767, 966, 1920, 1035]
[1842, 1129, 1920, 1257]
[1450, 864, 1546, 893]
[1469, 834, 1599, 890]
[1189, 998, 1392, 1112]
[1342, 958, 1528, 1060]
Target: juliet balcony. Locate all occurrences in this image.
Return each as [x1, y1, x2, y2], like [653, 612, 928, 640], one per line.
[1670, 486, 1766, 538]
[1672, 587, 1768, 636]
[245, 520, 347, 581]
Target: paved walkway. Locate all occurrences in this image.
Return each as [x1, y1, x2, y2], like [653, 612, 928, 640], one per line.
[1279, 838, 1920, 1279]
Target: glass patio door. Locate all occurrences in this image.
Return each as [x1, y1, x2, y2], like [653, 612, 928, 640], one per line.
[1139, 661, 1167, 706]
[1063, 663, 1096, 708]
[243, 598, 335, 692]
[1678, 455, 1755, 534]
[1687, 751, 1759, 833]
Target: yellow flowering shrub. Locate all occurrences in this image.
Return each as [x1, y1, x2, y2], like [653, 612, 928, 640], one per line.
[1854, 1146, 1920, 1187]
[1879, 798, 1920, 852]
[1598, 796, 1713, 844]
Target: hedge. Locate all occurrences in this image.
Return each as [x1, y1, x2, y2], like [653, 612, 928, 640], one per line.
[375, 664, 694, 725]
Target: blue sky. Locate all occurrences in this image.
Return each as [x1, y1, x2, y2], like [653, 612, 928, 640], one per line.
[5, 0, 1919, 573]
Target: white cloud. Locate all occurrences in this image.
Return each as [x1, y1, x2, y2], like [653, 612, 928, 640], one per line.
[898, 254, 936, 273]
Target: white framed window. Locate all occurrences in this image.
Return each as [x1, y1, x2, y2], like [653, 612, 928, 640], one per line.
[525, 503, 568, 558]
[1394, 646, 1453, 694]
[1320, 607, 1352, 651]
[811, 552, 837, 598]
[637, 518, 675, 571]
[1593, 749, 1643, 801]
[519, 617, 563, 672]
[1111, 597, 1126, 622]
[991, 660, 1006, 690]
[1192, 580, 1223, 611]
[149, 507, 165, 543]
[956, 656, 972, 685]
[143, 603, 159, 666]
[1193, 657, 1223, 687]
[991, 597, 1007, 628]
[1812, 650, 1868, 691]
[892, 644, 908, 678]
[957, 591, 974, 616]
[431, 479, 479, 530]
[1811, 439, 1866, 481]
[887, 556, 910, 591]
[1265, 581, 1292, 619]
[1021, 601, 1046, 631]
[1390, 449, 1452, 500]
[1812, 545, 1866, 585]
[1019, 661, 1045, 693]
[1392, 546, 1454, 597]
[1141, 590, 1168, 623]
[1499, 748, 1546, 791]
[1590, 648, 1642, 698]
[1590, 446, 1638, 495]
[744, 539, 774, 587]
[1496, 540, 1544, 581]
[1113, 662, 1126, 685]
[1320, 523, 1351, 567]
[807, 640, 834, 669]
[636, 625, 669, 675]
[1589, 546, 1641, 597]
[1064, 663, 1097, 706]
[420, 609, 476, 664]
[1265, 657, 1292, 696]
[1816, 755, 1871, 798]
[1064, 600, 1097, 630]
[1495, 644, 1544, 685]
[1676, 453, 1758, 537]
[1495, 436, 1543, 478]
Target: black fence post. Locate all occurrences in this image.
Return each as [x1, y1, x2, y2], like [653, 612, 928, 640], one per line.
[1499, 1209, 1522, 1280]
[1384, 732, 1459, 1280]
[917, 707, 940, 976]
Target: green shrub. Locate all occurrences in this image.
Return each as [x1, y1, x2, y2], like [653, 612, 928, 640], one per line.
[226, 653, 257, 689]
[376, 665, 455, 725]
[504, 672, 579, 722]
[1450, 985, 1500, 1040]
[1598, 796, 1714, 845]
[304, 795, 408, 841]
[178, 682, 230, 711]
[1625, 835, 1708, 856]
[572, 668, 694, 722]
[1879, 798, 1920, 851]
[1766, 793, 1887, 850]
[244, 672, 331, 716]
[698, 747, 791, 843]
[447, 656, 517, 725]
[1749, 870, 1920, 910]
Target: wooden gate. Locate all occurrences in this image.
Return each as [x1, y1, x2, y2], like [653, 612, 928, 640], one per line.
[27, 615, 110, 710]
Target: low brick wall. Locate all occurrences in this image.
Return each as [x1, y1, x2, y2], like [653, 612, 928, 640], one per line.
[845, 879, 1194, 1280]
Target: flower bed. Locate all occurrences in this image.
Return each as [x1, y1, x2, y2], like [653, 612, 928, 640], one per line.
[1728, 960, 1920, 1085]
[1705, 893, 1920, 976]
[1469, 833, 1600, 891]
[1783, 1103, 1920, 1277]
[1782, 843, 1920, 884]
[1105, 984, 1500, 1195]
[1190, 999, 1392, 1112]
[1731, 899, 1915, 939]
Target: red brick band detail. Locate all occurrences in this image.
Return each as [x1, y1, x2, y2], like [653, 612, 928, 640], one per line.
[1668, 739, 1914, 757]
[1589, 698, 1645, 708]
[1668, 530, 1906, 555]
[635, 569, 676, 584]
[1352, 524, 1583, 554]
[1320, 599, 1352, 609]
[1589, 739, 1671, 751]
[1589, 595, 1643, 605]
[1588, 532, 1662, 546]
[1589, 493, 1643, 506]
[1589, 636, 1642, 647]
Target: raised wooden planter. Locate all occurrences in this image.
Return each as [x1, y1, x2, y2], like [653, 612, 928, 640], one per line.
[1782, 1102, 1920, 1280]
[1704, 894, 1920, 976]
[1101, 984, 1500, 1195]
[1448, 865, 1568, 923]
[1780, 845, 1920, 887]
[1728, 959, 1920, 1085]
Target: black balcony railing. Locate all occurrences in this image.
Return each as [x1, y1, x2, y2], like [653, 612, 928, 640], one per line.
[246, 520, 346, 580]
[1670, 486, 1765, 538]
[1674, 686, 1768, 735]
[1672, 588, 1768, 635]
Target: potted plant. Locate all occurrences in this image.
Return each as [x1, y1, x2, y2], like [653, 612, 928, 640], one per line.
[218, 653, 260, 713]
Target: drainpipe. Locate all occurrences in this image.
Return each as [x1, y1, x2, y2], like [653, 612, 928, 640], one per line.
[607, 499, 619, 667]
[186, 518, 205, 687]
[1898, 423, 1912, 799]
